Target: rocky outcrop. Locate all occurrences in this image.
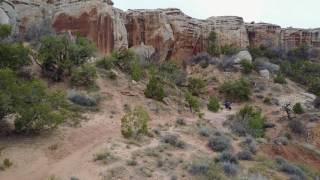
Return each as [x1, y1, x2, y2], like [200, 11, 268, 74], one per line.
[234, 50, 253, 63]
[259, 69, 270, 80]
[254, 57, 280, 74]
[246, 23, 282, 49]
[1, 0, 320, 62]
[207, 16, 249, 48]
[126, 9, 249, 62]
[52, 1, 127, 54]
[125, 9, 174, 62]
[247, 23, 320, 51]
[0, 1, 17, 29]
[281, 28, 320, 50]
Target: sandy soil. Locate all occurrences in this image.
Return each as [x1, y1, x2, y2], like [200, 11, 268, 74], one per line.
[1, 66, 319, 180]
[0, 71, 240, 180]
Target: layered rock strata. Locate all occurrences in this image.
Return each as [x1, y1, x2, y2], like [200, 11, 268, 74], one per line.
[1, 0, 319, 62]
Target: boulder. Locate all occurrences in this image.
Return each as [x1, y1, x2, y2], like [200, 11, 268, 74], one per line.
[0, 9, 10, 25]
[254, 57, 280, 74]
[130, 43, 155, 65]
[234, 50, 252, 63]
[221, 56, 237, 70]
[259, 69, 270, 80]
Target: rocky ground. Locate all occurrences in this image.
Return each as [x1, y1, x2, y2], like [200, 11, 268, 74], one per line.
[0, 62, 319, 180]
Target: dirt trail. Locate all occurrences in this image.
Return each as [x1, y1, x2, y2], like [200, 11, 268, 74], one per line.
[204, 108, 237, 133]
[0, 77, 127, 180]
[0, 76, 243, 180]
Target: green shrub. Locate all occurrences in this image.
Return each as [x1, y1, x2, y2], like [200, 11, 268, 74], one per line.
[274, 74, 287, 84]
[309, 81, 320, 96]
[158, 62, 186, 86]
[240, 60, 254, 74]
[130, 59, 143, 81]
[0, 158, 13, 170]
[107, 70, 117, 80]
[0, 69, 70, 134]
[96, 56, 115, 70]
[207, 31, 221, 56]
[188, 78, 206, 96]
[249, 47, 264, 59]
[216, 151, 239, 164]
[111, 49, 145, 81]
[221, 162, 239, 176]
[161, 134, 186, 149]
[249, 45, 282, 59]
[176, 118, 186, 126]
[0, 43, 30, 70]
[221, 44, 238, 56]
[216, 152, 240, 177]
[198, 127, 214, 137]
[185, 92, 200, 112]
[280, 60, 320, 95]
[39, 35, 95, 81]
[241, 137, 258, 154]
[237, 150, 253, 160]
[0, 25, 30, 70]
[231, 105, 266, 138]
[208, 135, 231, 152]
[121, 106, 150, 138]
[126, 159, 138, 166]
[220, 78, 251, 102]
[71, 64, 97, 87]
[144, 76, 165, 101]
[289, 120, 305, 135]
[208, 96, 220, 112]
[314, 97, 320, 109]
[112, 49, 137, 72]
[275, 157, 307, 179]
[287, 45, 310, 61]
[189, 159, 226, 179]
[3, 159, 12, 168]
[0, 24, 12, 38]
[293, 103, 304, 114]
[94, 151, 118, 165]
[263, 97, 272, 105]
[67, 90, 99, 107]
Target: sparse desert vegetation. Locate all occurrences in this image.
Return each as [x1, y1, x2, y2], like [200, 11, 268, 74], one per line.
[0, 3, 319, 180]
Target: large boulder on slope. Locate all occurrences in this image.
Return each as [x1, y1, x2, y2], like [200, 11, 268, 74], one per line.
[234, 50, 252, 63]
[254, 57, 280, 74]
[259, 69, 270, 80]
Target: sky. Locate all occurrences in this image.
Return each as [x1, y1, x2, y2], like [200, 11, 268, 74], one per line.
[114, 0, 319, 29]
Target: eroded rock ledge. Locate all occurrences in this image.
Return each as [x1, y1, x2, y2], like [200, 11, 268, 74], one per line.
[1, 0, 320, 62]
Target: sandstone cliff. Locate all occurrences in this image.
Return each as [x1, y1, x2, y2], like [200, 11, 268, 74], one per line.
[1, 0, 320, 62]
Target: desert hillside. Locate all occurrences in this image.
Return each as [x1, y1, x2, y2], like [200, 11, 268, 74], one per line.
[0, 1, 320, 180]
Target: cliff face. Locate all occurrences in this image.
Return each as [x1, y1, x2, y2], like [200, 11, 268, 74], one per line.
[125, 9, 249, 61]
[1, 0, 320, 62]
[53, 1, 128, 54]
[247, 23, 320, 51]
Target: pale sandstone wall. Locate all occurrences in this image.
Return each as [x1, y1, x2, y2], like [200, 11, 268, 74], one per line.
[1, 0, 319, 61]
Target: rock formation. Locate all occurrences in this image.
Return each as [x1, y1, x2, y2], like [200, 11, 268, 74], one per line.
[1, 0, 320, 62]
[246, 23, 282, 49]
[52, 1, 127, 54]
[125, 9, 249, 62]
[247, 23, 320, 51]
